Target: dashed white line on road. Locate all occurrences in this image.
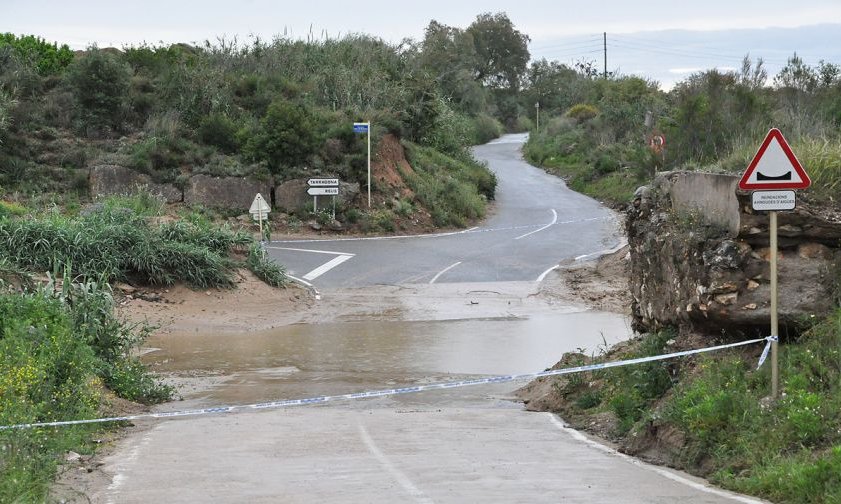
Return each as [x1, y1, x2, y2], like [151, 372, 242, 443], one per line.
[546, 414, 765, 504]
[428, 261, 463, 284]
[302, 254, 354, 281]
[514, 209, 558, 240]
[358, 422, 434, 504]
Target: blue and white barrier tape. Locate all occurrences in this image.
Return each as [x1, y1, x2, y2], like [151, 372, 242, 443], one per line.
[0, 336, 775, 431]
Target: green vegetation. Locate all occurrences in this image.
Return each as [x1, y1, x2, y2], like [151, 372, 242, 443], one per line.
[0, 193, 289, 500]
[523, 56, 841, 206]
[0, 276, 170, 501]
[404, 142, 496, 227]
[553, 312, 841, 503]
[0, 195, 284, 288]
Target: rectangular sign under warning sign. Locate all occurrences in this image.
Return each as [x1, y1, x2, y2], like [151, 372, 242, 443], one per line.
[751, 190, 796, 211]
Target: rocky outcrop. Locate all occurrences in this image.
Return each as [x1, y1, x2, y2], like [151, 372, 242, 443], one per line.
[274, 178, 360, 212]
[184, 175, 271, 210]
[90, 165, 182, 203]
[628, 171, 840, 334]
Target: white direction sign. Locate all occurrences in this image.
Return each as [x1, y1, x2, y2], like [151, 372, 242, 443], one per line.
[752, 190, 796, 211]
[308, 178, 339, 187]
[308, 187, 339, 196]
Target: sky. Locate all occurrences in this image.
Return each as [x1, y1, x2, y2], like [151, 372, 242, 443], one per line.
[2, 0, 840, 88]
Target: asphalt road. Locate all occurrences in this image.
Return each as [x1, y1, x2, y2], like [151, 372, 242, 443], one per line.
[266, 134, 621, 288]
[81, 136, 765, 503]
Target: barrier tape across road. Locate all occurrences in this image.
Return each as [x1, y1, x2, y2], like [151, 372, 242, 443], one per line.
[0, 336, 777, 431]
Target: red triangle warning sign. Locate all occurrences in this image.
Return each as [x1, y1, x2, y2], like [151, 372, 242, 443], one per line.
[739, 128, 811, 190]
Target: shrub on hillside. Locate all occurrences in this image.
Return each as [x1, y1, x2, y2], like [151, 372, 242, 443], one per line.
[198, 113, 240, 153]
[67, 49, 131, 135]
[470, 113, 503, 144]
[565, 103, 599, 123]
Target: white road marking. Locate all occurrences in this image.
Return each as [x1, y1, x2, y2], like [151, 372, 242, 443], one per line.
[286, 274, 322, 300]
[429, 261, 462, 284]
[536, 264, 559, 283]
[546, 414, 765, 504]
[514, 209, 558, 240]
[358, 422, 434, 504]
[302, 254, 354, 281]
[266, 246, 356, 256]
[271, 227, 480, 244]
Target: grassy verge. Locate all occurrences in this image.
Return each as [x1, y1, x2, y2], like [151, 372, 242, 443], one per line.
[0, 193, 289, 500]
[545, 312, 841, 503]
[0, 194, 287, 288]
[0, 277, 171, 501]
[403, 142, 497, 227]
[522, 120, 652, 206]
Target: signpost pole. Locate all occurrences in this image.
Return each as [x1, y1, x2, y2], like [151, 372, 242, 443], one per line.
[367, 122, 371, 208]
[258, 207, 264, 243]
[770, 211, 779, 399]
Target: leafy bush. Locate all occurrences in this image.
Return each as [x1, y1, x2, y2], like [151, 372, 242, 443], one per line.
[198, 113, 240, 153]
[0, 276, 170, 501]
[565, 103, 599, 123]
[403, 142, 496, 227]
[246, 99, 318, 177]
[66, 49, 132, 134]
[0, 33, 73, 75]
[470, 113, 504, 144]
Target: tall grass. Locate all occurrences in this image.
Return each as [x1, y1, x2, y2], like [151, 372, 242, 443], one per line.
[0, 195, 286, 288]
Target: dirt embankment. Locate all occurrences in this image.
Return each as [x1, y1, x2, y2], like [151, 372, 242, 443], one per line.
[118, 270, 312, 334]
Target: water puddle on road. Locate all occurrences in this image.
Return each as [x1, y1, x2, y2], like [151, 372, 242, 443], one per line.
[143, 311, 631, 408]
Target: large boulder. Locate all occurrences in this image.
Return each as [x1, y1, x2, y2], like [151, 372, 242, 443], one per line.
[274, 178, 360, 212]
[628, 171, 841, 334]
[184, 175, 271, 210]
[89, 165, 182, 203]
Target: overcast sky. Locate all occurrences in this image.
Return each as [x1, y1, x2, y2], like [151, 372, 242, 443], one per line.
[2, 1, 840, 87]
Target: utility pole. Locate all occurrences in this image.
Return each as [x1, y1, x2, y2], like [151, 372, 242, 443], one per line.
[603, 32, 608, 79]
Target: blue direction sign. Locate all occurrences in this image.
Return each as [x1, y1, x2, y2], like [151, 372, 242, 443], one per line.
[353, 122, 369, 133]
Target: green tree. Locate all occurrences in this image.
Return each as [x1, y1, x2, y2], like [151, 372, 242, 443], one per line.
[67, 48, 131, 134]
[0, 88, 15, 142]
[0, 33, 73, 75]
[466, 12, 530, 91]
[247, 100, 318, 177]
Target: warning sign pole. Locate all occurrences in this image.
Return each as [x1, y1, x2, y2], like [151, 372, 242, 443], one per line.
[769, 211, 779, 399]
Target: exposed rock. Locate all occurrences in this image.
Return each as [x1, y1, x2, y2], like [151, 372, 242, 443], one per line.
[328, 219, 344, 232]
[90, 165, 182, 203]
[274, 178, 360, 212]
[184, 175, 271, 210]
[308, 220, 322, 231]
[628, 171, 841, 334]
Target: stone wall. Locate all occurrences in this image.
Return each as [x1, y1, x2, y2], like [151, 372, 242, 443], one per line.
[628, 171, 840, 334]
[183, 175, 272, 209]
[90, 165, 182, 203]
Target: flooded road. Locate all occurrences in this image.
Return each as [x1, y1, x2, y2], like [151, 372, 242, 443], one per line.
[144, 310, 631, 407]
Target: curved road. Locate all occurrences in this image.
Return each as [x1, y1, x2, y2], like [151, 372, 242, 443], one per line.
[266, 134, 620, 287]
[84, 136, 764, 504]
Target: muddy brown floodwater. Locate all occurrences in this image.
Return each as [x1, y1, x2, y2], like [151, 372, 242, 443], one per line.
[143, 311, 632, 408]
